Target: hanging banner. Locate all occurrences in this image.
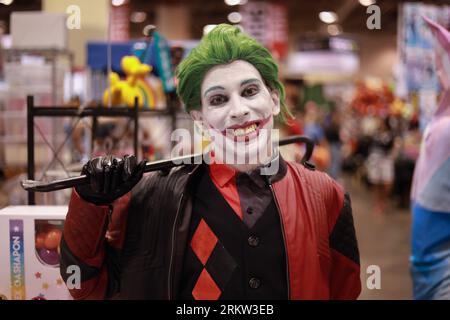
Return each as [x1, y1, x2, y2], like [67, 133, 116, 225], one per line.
[150, 32, 175, 93]
[110, 3, 130, 42]
[240, 1, 288, 60]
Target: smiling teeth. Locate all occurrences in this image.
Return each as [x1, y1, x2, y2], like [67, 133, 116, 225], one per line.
[233, 124, 257, 136]
[245, 124, 257, 133]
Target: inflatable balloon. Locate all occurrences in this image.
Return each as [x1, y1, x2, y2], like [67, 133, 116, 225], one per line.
[102, 56, 153, 108]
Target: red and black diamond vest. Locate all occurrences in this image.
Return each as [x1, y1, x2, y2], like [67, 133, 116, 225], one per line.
[179, 168, 288, 300]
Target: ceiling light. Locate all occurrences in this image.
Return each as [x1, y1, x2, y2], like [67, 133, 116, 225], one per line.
[227, 12, 242, 24]
[319, 11, 338, 24]
[0, 0, 14, 5]
[130, 11, 147, 23]
[225, 0, 240, 5]
[225, 0, 247, 6]
[112, 0, 126, 7]
[359, 0, 376, 6]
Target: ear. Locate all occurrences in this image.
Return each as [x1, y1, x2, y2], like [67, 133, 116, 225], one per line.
[270, 89, 281, 116]
[190, 110, 203, 122]
[190, 110, 209, 134]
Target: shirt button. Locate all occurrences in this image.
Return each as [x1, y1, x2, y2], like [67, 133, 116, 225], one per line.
[246, 206, 254, 215]
[248, 236, 260, 247]
[249, 277, 261, 289]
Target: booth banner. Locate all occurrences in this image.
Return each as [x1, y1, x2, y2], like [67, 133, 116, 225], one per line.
[110, 3, 130, 42]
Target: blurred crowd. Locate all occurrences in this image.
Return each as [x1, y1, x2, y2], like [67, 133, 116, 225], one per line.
[279, 78, 421, 215]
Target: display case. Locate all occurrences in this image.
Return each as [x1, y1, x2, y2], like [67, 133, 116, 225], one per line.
[0, 205, 72, 300]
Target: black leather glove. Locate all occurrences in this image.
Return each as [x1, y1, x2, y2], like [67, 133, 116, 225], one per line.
[75, 155, 146, 205]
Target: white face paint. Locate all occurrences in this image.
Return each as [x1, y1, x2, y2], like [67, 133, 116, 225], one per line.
[190, 60, 281, 171]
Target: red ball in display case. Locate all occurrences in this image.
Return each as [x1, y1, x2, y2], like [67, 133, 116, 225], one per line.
[35, 232, 46, 250]
[34, 220, 64, 267]
[44, 229, 62, 250]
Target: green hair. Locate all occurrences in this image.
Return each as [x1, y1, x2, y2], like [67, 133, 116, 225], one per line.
[176, 24, 291, 122]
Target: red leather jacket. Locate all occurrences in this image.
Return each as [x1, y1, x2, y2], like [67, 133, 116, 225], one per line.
[60, 159, 361, 300]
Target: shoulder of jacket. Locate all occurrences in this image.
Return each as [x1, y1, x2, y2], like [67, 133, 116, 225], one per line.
[286, 161, 344, 203]
[132, 164, 197, 198]
[143, 163, 197, 180]
[287, 161, 331, 185]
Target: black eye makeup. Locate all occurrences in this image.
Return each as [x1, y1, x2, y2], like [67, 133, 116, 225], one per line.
[209, 94, 228, 106]
[242, 84, 260, 97]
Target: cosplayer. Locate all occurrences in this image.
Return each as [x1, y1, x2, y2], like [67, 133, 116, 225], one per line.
[410, 17, 450, 300]
[60, 24, 361, 300]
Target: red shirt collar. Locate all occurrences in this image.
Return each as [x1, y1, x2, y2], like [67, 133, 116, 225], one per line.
[209, 163, 237, 188]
